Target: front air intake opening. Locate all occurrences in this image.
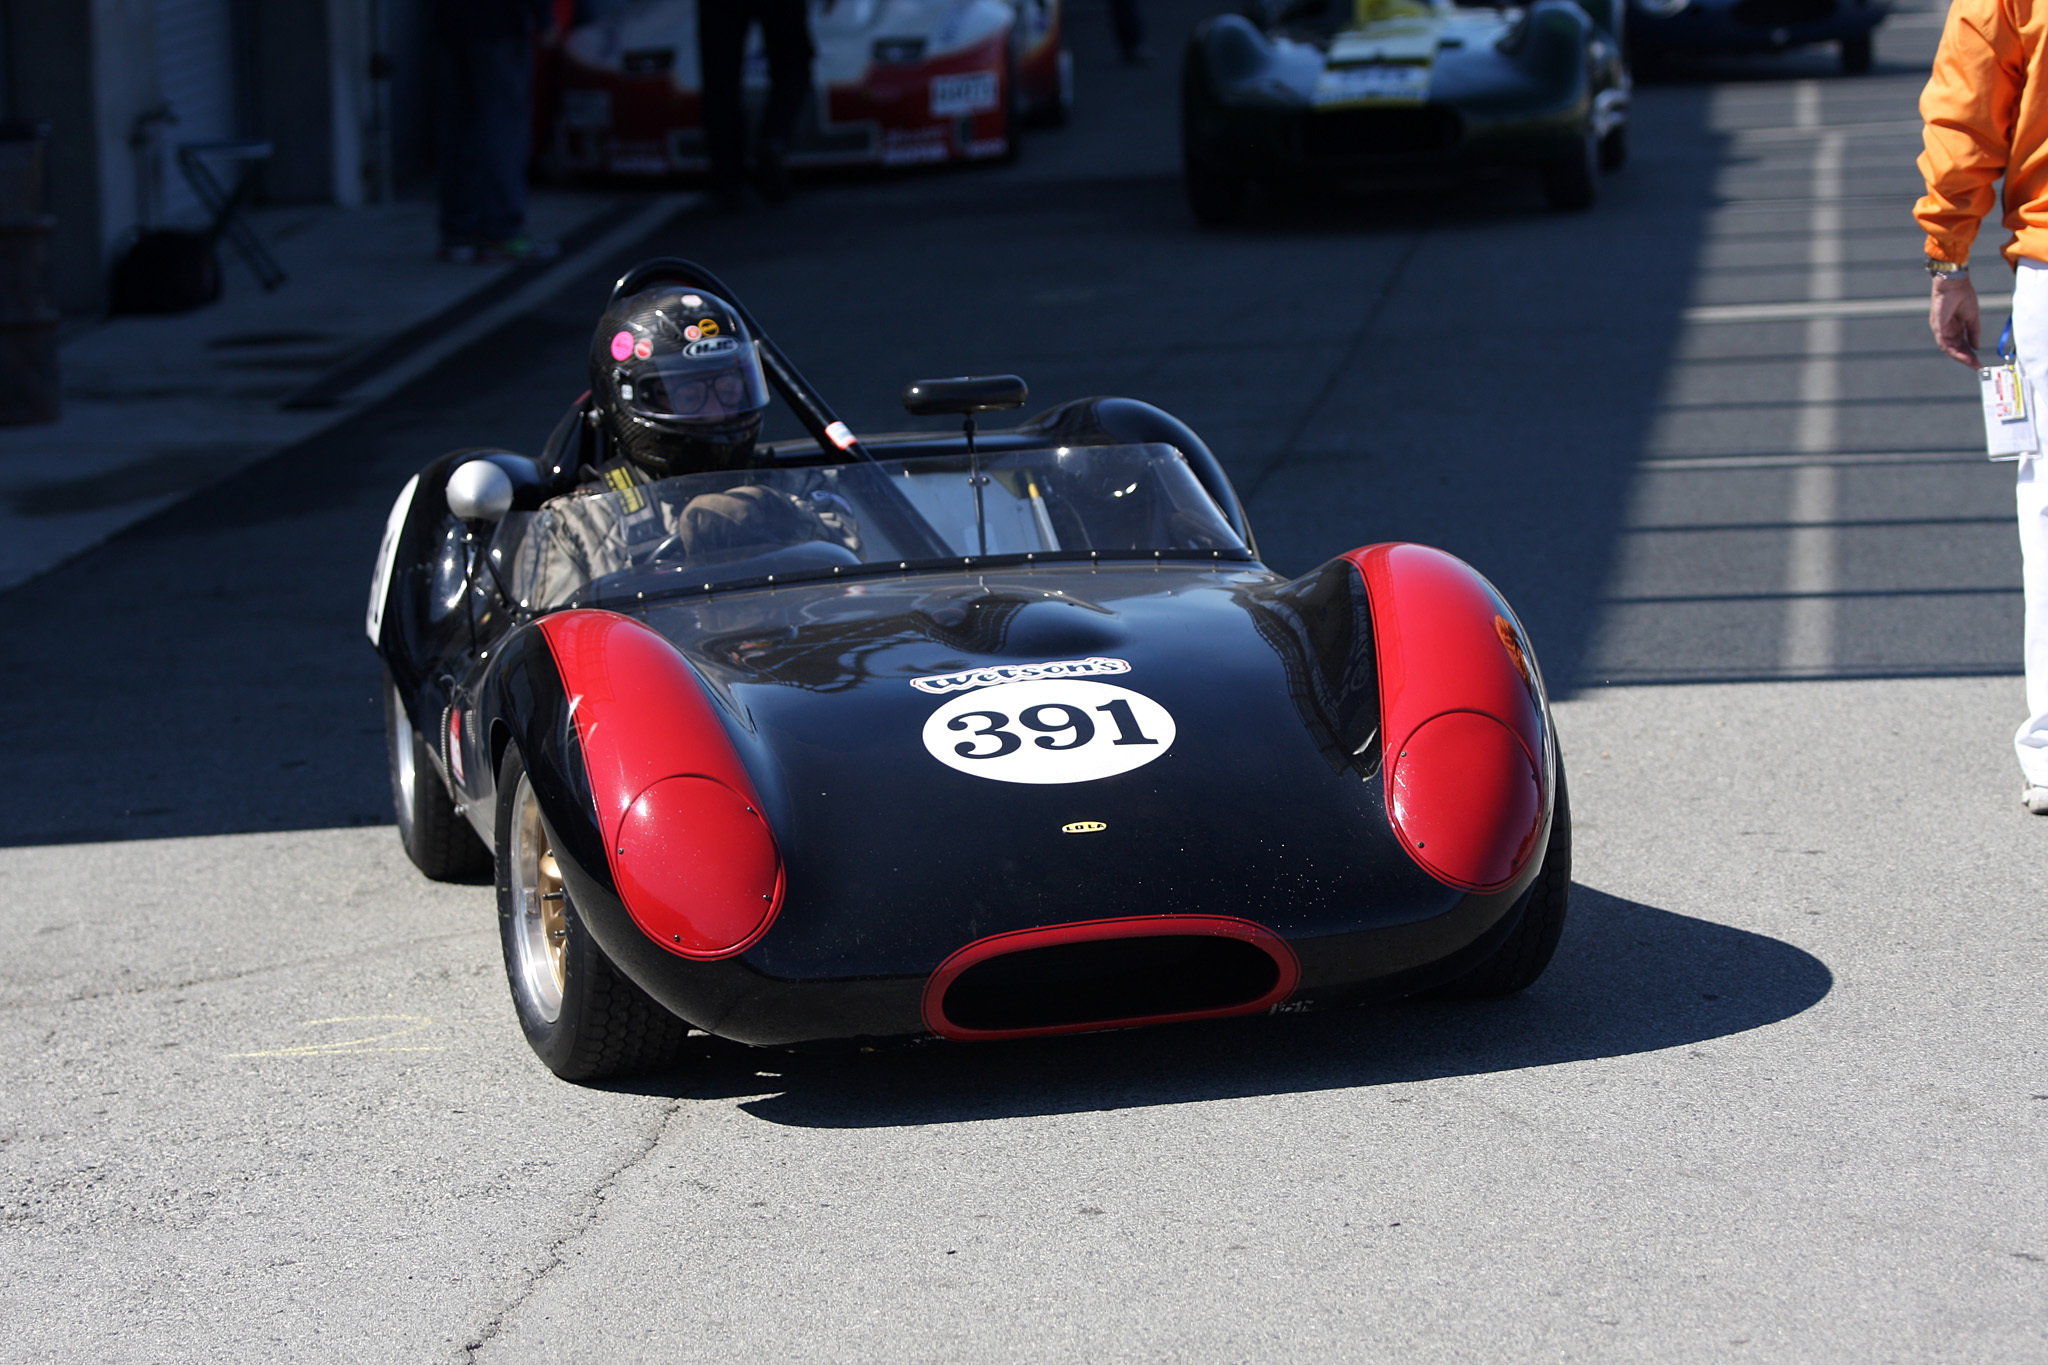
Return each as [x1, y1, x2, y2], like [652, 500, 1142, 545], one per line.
[939, 934, 1284, 1035]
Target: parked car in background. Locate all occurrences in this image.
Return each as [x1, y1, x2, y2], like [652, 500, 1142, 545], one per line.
[542, 0, 1072, 176]
[1626, 0, 1888, 73]
[1181, 0, 1630, 224]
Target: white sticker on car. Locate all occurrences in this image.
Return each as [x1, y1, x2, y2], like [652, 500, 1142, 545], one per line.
[931, 70, 1000, 118]
[921, 679, 1176, 785]
[367, 474, 419, 646]
[1314, 63, 1431, 106]
[911, 656, 1130, 695]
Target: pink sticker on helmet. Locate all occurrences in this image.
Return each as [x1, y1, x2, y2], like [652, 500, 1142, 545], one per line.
[684, 325, 701, 341]
[610, 330, 634, 361]
[633, 339, 653, 359]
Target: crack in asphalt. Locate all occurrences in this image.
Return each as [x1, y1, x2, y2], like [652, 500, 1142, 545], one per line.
[1235, 228, 1427, 510]
[459, 1095, 688, 1362]
[0, 928, 488, 1015]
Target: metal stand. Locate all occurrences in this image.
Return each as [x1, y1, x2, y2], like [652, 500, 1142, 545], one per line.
[178, 141, 287, 291]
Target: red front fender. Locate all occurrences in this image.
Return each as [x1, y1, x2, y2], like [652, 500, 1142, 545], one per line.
[1345, 545, 1548, 893]
[536, 610, 783, 959]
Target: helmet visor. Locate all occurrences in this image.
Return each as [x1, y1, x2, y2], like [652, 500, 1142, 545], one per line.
[618, 339, 771, 421]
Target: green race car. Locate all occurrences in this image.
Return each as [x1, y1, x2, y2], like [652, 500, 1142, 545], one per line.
[1182, 0, 1630, 223]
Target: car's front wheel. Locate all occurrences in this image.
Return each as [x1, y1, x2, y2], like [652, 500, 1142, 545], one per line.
[1598, 122, 1628, 172]
[496, 745, 689, 1081]
[385, 675, 491, 881]
[1839, 33, 1873, 74]
[1434, 766, 1571, 998]
[1540, 127, 1599, 211]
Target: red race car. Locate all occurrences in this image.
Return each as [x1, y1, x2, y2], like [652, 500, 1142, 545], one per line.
[544, 0, 1071, 175]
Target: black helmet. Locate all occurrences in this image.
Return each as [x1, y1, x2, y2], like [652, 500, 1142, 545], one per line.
[589, 285, 771, 476]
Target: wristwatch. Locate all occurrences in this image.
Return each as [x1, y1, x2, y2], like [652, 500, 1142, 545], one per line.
[1927, 259, 1970, 280]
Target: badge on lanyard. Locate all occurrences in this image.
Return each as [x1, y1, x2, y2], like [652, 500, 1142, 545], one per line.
[1982, 318, 2038, 460]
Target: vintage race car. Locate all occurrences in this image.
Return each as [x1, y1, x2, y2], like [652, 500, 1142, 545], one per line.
[543, 0, 1071, 175]
[1624, 0, 1886, 74]
[369, 258, 1570, 1081]
[1181, 0, 1630, 223]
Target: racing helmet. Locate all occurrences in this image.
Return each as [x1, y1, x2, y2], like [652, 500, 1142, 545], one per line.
[589, 285, 772, 476]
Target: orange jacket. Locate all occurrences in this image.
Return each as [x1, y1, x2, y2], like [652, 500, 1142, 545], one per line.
[1917, 0, 2048, 267]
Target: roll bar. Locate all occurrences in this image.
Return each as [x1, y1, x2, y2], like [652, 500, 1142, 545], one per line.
[609, 257, 874, 464]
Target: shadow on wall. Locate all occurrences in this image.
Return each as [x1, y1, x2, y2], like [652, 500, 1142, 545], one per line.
[604, 886, 1833, 1126]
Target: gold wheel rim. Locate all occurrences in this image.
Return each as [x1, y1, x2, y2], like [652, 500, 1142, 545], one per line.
[536, 846, 567, 999]
[511, 773, 568, 1023]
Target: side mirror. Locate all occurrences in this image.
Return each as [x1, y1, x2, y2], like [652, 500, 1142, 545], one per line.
[446, 458, 515, 523]
[902, 374, 1029, 416]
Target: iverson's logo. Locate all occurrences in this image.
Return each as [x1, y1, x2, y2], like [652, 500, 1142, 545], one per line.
[910, 657, 1132, 695]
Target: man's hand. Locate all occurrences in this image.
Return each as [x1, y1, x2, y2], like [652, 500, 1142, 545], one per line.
[1931, 272, 1982, 367]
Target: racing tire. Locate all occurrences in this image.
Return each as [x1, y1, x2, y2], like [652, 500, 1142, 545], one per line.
[1185, 157, 1251, 227]
[1839, 33, 1873, 74]
[1540, 128, 1599, 212]
[1598, 122, 1628, 172]
[495, 745, 690, 1082]
[385, 675, 491, 882]
[1434, 766, 1572, 999]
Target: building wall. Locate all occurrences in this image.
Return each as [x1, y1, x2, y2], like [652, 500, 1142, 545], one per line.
[150, 0, 241, 228]
[3, 0, 385, 314]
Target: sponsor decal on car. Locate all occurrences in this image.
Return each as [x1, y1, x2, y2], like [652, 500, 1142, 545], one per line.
[930, 70, 1000, 118]
[1315, 62, 1431, 106]
[911, 656, 1131, 694]
[881, 126, 951, 165]
[921, 679, 1175, 785]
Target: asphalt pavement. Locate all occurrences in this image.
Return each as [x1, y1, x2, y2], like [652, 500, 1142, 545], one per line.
[3, 3, 2044, 1361]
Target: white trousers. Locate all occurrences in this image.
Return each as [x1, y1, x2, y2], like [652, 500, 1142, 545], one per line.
[2012, 260, 2048, 785]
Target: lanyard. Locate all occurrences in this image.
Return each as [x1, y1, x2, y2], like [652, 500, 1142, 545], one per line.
[2002, 316, 2017, 366]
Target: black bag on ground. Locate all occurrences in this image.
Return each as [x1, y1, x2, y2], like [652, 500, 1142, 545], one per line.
[109, 228, 222, 314]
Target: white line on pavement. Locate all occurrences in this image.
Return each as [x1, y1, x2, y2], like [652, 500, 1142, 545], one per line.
[1640, 451, 1980, 470]
[1729, 119, 1926, 143]
[1782, 120, 1846, 675]
[1684, 294, 2010, 323]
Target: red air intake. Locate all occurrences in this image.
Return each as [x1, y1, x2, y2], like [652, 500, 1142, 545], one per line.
[924, 916, 1300, 1042]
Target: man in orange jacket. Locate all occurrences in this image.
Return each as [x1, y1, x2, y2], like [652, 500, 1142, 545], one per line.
[1917, 0, 2048, 811]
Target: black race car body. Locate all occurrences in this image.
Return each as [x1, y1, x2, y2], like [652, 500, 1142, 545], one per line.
[1625, 0, 1886, 70]
[369, 260, 1568, 1076]
[1181, 0, 1630, 220]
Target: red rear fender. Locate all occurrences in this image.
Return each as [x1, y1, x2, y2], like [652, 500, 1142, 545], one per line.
[1345, 545, 1548, 893]
[536, 610, 783, 959]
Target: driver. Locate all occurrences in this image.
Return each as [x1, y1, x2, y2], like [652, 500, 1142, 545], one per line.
[523, 284, 858, 604]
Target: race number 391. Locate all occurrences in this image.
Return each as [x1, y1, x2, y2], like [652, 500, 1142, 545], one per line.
[919, 679, 1176, 785]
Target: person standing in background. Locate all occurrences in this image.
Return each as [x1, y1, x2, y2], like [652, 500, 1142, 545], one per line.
[1110, 0, 1150, 64]
[698, 0, 817, 210]
[434, 0, 561, 263]
[1917, 0, 2048, 811]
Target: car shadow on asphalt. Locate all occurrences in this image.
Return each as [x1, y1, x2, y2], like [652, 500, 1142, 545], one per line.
[603, 883, 1832, 1124]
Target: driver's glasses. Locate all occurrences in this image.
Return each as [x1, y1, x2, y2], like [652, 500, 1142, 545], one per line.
[631, 370, 751, 417]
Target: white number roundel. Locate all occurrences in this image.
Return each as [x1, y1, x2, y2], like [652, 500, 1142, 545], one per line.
[920, 679, 1177, 785]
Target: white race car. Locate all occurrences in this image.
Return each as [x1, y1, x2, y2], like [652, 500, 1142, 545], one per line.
[545, 0, 1072, 174]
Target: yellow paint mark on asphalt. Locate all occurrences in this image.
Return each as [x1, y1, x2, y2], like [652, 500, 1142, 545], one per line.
[229, 1014, 444, 1058]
